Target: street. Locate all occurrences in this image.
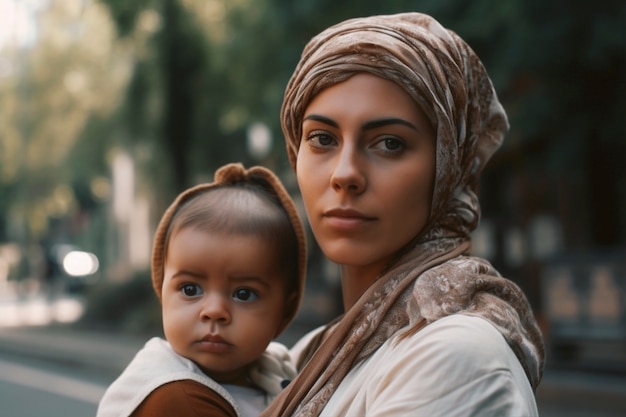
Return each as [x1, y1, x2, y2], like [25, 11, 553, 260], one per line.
[2, 347, 626, 417]
[0, 351, 111, 417]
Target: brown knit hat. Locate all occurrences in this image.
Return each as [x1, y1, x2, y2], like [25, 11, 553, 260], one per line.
[151, 162, 307, 328]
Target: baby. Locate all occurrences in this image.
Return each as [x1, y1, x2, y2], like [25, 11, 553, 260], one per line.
[97, 163, 306, 417]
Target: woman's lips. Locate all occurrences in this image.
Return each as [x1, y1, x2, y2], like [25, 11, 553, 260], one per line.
[322, 208, 375, 231]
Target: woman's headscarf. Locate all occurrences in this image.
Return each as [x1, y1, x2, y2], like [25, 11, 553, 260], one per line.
[264, 12, 544, 416]
[282, 12, 509, 242]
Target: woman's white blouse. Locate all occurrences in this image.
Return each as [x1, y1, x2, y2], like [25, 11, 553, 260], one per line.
[292, 314, 538, 417]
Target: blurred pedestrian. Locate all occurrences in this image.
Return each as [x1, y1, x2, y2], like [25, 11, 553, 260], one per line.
[261, 12, 544, 417]
[97, 163, 306, 417]
[41, 242, 64, 300]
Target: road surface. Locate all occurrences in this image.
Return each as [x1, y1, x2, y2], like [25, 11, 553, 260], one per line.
[0, 351, 110, 417]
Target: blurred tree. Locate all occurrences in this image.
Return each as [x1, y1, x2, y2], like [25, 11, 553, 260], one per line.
[3, 0, 619, 276]
[472, 0, 626, 251]
[0, 0, 131, 242]
[99, 0, 624, 251]
[101, 0, 228, 210]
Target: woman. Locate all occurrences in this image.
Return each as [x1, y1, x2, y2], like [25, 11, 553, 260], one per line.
[261, 12, 544, 417]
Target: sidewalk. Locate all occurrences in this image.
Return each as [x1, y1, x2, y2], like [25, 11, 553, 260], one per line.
[0, 324, 146, 378]
[2, 323, 626, 416]
[0, 325, 626, 417]
[0, 323, 313, 377]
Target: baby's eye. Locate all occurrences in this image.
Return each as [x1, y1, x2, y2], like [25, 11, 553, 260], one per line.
[233, 288, 258, 302]
[181, 284, 202, 298]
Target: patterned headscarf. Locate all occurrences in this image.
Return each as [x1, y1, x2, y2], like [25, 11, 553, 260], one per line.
[282, 12, 509, 241]
[262, 13, 544, 417]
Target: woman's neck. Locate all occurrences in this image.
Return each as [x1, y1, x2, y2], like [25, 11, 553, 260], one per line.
[340, 264, 383, 311]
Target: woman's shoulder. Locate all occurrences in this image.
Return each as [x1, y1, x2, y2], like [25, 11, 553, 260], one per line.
[362, 315, 537, 414]
[291, 315, 517, 371]
[417, 314, 508, 347]
[382, 314, 536, 400]
[398, 314, 520, 368]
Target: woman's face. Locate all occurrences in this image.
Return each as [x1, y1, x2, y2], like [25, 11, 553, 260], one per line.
[297, 73, 436, 276]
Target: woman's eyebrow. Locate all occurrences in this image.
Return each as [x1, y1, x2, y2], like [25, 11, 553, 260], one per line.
[362, 118, 419, 131]
[303, 114, 339, 127]
[303, 114, 419, 132]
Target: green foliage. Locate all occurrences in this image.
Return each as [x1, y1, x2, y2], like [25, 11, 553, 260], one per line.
[101, 0, 157, 37]
[5, 0, 619, 250]
[94, 0, 626, 249]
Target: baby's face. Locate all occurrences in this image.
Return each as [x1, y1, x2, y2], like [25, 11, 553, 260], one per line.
[161, 227, 290, 385]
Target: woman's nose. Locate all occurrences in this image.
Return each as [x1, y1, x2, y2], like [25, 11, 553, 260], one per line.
[330, 145, 366, 193]
[200, 295, 231, 324]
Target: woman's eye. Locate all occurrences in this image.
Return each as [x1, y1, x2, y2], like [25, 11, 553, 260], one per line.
[181, 284, 202, 297]
[306, 131, 335, 147]
[373, 137, 405, 154]
[233, 288, 258, 302]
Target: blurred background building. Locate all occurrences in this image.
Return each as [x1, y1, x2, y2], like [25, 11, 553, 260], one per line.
[0, 0, 624, 377]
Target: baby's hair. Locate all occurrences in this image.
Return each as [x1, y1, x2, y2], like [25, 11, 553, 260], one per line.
[164, 182, 299, 295]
